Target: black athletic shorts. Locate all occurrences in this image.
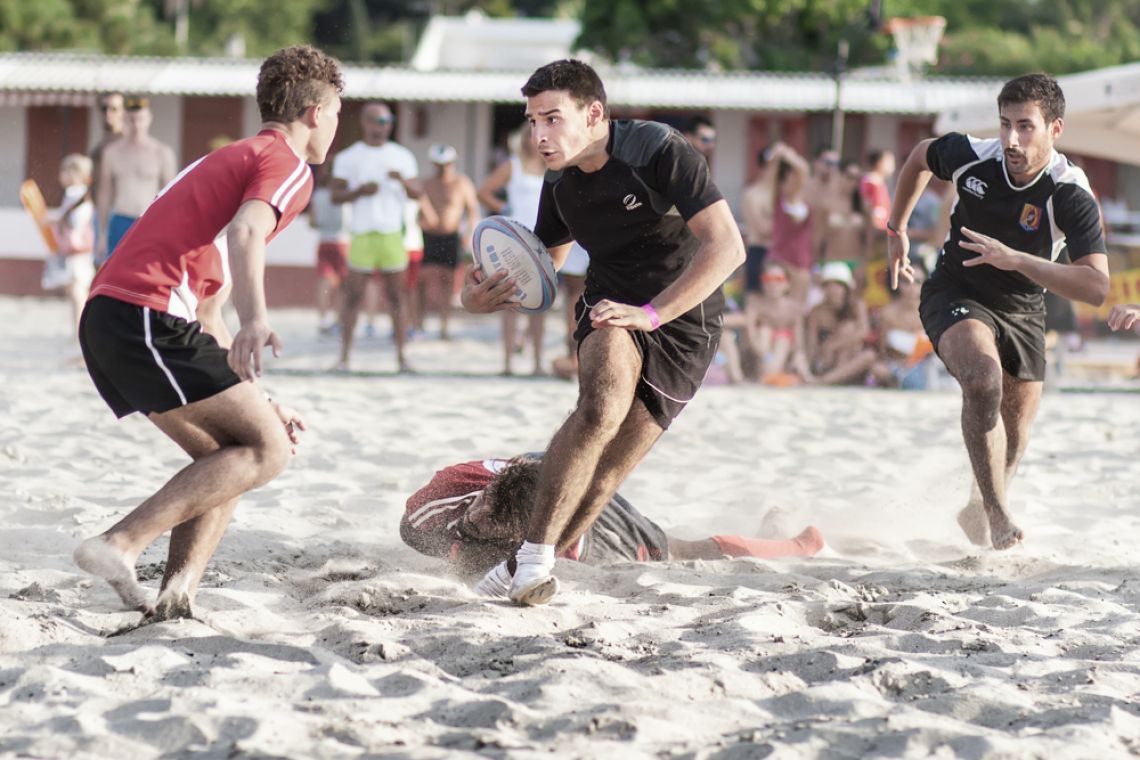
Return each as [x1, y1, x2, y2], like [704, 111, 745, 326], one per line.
[576, 493, 669, 564]
[919, 274, 1047, 382]
[573, 294, 722, 430]
[744, 245, 768, 293]
[422, 232, 460, 268]
[79, 295, 242, 418]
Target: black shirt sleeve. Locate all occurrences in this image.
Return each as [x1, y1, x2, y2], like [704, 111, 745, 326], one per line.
[533, 178, 572, 248]
[926, 132, 980, 182]
[1052, 183, 1106, 261]
[652, 132, 723, 221]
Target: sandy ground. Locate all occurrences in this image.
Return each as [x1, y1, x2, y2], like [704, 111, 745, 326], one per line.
[2, 294, 1139, 759]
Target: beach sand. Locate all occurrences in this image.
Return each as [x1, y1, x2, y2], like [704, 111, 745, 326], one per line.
[2, 294, 1139, 758]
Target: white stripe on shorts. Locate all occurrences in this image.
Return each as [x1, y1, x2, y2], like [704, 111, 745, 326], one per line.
[143, 307, 188, 406]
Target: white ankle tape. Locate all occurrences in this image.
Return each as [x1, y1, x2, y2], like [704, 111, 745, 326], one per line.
[516, 541, 556, 570]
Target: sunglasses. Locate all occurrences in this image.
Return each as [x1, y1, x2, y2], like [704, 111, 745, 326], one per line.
[698, 135, 716, 144]
[373, 116, 394, 125]
[762, 272, 788, 283]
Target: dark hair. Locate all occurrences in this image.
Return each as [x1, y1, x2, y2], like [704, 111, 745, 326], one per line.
[867, 149, 888, 168]
[257, 45, 344, 124]
[685, 114, 714, 134]
[522, 59, 608, 117]
[998, 73, 1065, 124]
[757, 147, 771, 167]
[482, 459, 541, 541]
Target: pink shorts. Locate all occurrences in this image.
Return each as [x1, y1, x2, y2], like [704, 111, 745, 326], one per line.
[317, 241, 348, 285]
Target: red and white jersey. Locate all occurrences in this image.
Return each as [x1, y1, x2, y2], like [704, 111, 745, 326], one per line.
[89, 130, 312, 320]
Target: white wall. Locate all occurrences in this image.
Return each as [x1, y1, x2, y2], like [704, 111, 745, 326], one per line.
[148, 95, 183, 165]
[710, 109, 749, 220]
[397, 101, 494, 187]
[865, 113, 900, 160]
[0, 106, 27, 210]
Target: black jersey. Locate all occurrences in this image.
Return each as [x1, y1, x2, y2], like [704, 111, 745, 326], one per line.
[534, 119, 725, 313]
[926, 133, 1105, 313]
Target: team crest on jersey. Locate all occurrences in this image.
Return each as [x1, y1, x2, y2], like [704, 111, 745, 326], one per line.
[1019, 203, 1042, 232]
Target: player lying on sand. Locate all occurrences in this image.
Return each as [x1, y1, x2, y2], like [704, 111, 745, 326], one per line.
[401, 456, 824, 579]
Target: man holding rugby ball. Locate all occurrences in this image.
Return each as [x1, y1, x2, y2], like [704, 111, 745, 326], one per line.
[461, 59, 745, 605]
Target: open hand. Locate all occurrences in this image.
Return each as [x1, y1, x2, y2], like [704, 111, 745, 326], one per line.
[1108, 303, 1140, 332]
[460, 266, 518, 313]
[589, 299, 655, 331]
[228, 319, 282, 381]
[959, 227, 1024, 272]
[887, 230, 913, 289]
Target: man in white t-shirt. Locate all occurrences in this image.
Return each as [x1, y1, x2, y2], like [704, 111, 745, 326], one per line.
[331, 102, 422, 371]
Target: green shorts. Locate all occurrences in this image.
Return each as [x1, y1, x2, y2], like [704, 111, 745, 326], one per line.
[348, 231, 408, 273]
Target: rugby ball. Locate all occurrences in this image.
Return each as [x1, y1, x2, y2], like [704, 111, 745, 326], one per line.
[472, 216, 557, 313]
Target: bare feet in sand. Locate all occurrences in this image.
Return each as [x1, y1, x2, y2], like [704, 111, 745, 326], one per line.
[985, 505, 1024, 550]
[956, 500, 990, 547]
[73, 536, 152, 614]
[150, 572, 195, 621]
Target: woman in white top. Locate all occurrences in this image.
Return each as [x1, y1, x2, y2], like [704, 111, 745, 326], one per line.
[477, 127, 549, 375]
[45, 154, 96, 337]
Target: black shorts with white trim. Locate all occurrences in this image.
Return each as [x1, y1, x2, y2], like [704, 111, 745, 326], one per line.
[79, 295, 242, 418]
[572, 294, 722, 430]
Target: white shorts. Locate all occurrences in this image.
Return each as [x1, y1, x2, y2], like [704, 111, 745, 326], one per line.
[42, 252, 94, 291]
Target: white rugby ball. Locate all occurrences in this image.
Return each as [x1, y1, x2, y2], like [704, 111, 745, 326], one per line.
[472, 216, 558, 314]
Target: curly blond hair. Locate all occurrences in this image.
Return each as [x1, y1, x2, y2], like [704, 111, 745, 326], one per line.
[257, 45, 344, 124]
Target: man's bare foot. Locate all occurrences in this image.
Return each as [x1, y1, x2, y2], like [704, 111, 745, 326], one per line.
[73, 536, 152, 613]
[397, 359, 416, 375]
[331, 359, 349, 373]
[150, 589, 194, 622]
[957, 501, 990, 547]
[985, 505, 1024, 550]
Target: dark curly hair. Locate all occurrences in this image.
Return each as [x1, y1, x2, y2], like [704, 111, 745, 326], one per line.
[482, 458, 541, 541]
[998, 73, 1065, 125]
[522, 59, 608, 117]
[257, 45, 344, 124]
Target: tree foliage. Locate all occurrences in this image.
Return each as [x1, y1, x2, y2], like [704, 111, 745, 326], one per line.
[2, 0, 1138, 76]
[575, 0, 1140, 76]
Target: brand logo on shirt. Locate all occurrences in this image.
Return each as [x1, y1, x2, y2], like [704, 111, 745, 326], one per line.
[963, 176, 987, 199]
[623, 194, 643, 211]
[1019, 203, 1042, 232]
[951, 305, 970, 317]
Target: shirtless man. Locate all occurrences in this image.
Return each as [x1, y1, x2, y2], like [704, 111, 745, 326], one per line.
[89, 92, 125, 221]
[417, 144, 479, 340]
[96, 96, 177, 264]
[739, 146, 776, 329]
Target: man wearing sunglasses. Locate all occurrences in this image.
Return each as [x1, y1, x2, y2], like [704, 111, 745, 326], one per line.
[683, 115, 717, 165]
[331, 102, 423, 371]
[95, 96, 177, 266]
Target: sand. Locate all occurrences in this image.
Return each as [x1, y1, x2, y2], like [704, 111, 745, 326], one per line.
[2, 294, 1139, 759]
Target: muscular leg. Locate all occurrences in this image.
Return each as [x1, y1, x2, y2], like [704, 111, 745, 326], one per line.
[438, 266, 456, 339]
[526, 327, 644, 546]
[381, 271, 409, 371]
[338, 270, 370, 367]
[938, 319, 1023, 550]
[74, 382, 291, 613]
[555, 399, 663, 553]
[959, 373, 1043, 545]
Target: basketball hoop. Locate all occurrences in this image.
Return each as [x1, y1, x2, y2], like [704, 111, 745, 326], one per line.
[884, 16, 946, 80]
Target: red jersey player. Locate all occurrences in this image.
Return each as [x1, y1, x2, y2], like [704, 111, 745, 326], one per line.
[73, 45, 344, 622]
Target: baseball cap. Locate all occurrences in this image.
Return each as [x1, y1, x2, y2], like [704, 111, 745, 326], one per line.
[428, 144, 457, 164]
[820, 261, 854, 289]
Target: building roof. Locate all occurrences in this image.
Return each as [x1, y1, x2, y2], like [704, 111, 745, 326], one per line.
[410, 11, 583, 72]
[0, 52, 997, 115]
[935, 62, 1140, 166]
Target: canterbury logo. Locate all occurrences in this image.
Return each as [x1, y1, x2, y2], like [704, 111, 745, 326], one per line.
[963, 176, 987, 199]
[623, 194, 642, 211]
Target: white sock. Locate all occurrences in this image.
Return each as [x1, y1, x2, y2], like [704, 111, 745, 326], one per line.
[512, 541, 556, 589]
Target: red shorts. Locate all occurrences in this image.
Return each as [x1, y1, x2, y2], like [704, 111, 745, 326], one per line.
[404, 248, 423, 288]
[317, 241, 349, 284]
